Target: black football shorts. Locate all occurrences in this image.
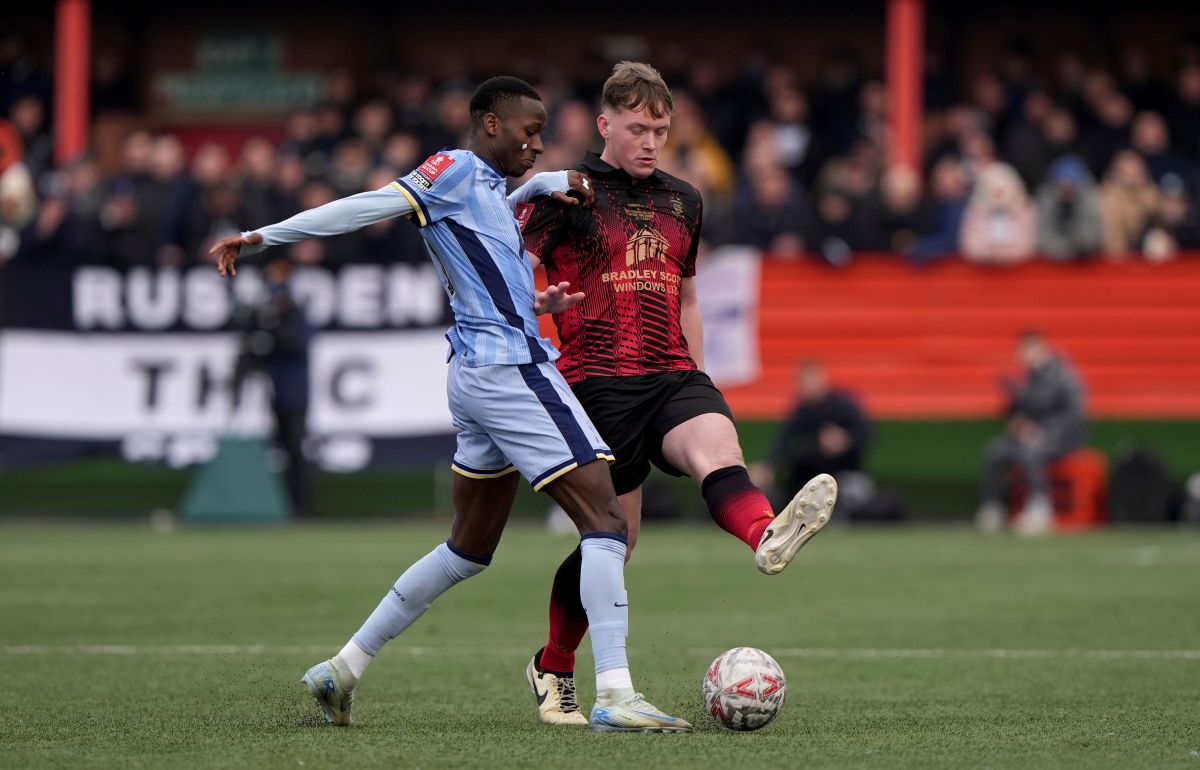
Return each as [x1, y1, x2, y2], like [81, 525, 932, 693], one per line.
[570, 370, 735, 495]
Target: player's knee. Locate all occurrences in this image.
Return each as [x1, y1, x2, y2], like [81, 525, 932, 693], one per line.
[598, 505, 628, 538]
[439, 540, 491, 581]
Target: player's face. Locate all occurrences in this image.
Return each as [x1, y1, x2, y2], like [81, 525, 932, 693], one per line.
[497, 97, 548, 177]
[598, 105, 671, 179]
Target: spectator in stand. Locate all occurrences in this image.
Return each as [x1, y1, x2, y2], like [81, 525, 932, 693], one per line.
[1035, 155, 1103, 260]
[968, 72, 1009, 140]
[1141, 173, 1200, 261]
[237, 137, 280, 229]
[910, 155, 969, 264]
[812, 48, 865, 156]
[314, 104, 348, 157]
[1038, 107, 1081, 176]
[146, 134, 194, 266]
[100, 130, 156, 267]
[761, 84, 824, 187]
[1054, 50, 1088, 119]
[1080, 88, 1133, 178]
[1003, 89, 1055, 188]
[8, 94, 52, 184]
[751, 359, 872, 516]
[1099, 149, 1160, 258]
[353, 99, 394, 161]
[535, 99, 598, 175]
[960, 162, 1037, 264]
[660, 90, 735, 201]
[855, 164, 934, 255]
[975, 329, 1087, 536]
[856, 79, 889, 152]
[1118, 46, 1172, 113]
[327, 137, 372, 197]
[381, 131, 422, 177]
[19, 157, 106, 266]
[271, 152, 308, 222]
[280, 108, 323, 164]
[1165, 64, 1200, 161]
[727, 160, 811, 260]
[0, 119, 35, 263]
[807, 184, 859, 267]
[179, 141, 234, 262]
[959, 127, 1000, 184]
[1130, 110, 1195, 190]
[91, 44, 138, 113]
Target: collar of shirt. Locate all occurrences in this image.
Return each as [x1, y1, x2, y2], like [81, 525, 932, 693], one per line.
[579, 152, 664, 186]
[469, 150, 507, 191]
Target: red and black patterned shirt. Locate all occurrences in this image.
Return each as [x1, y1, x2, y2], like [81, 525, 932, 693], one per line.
[519, 153, 703, 386]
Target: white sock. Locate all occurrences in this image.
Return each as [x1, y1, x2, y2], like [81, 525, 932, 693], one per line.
[595, 666, 634, 704]
[334, 639, 373, 680]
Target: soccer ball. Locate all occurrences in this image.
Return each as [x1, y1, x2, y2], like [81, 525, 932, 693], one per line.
[702, 647, 787, 731]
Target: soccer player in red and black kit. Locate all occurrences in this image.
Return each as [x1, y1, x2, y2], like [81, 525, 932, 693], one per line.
[518, 62, 839, 726]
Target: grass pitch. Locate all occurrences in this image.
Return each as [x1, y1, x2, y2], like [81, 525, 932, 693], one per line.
[1, 521, 1198, 769]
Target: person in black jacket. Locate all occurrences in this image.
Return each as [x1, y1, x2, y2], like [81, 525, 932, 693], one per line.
[233, 257, 314, 516]
[753, 359, 872, 512]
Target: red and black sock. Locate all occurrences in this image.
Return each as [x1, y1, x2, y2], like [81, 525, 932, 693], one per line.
[538, 545, 588, 674]
[701, 465, 775, 550]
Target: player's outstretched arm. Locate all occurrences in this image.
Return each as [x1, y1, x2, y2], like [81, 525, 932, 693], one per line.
[209, 186, 417, 277]
[507, 171, 594, 210]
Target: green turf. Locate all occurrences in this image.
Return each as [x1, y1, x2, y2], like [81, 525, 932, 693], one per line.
[1, 522, 1198, 769]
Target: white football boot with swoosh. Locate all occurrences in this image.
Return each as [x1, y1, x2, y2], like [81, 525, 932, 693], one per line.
[755, 473, 838, 575]
[526, 650, 589, 726]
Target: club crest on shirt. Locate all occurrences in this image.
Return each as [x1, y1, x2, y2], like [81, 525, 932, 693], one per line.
[624, 226, 670, 266]
[418, 153, 456, 182]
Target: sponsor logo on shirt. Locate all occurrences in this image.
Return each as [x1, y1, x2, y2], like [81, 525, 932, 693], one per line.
[408, 171, 434, 191]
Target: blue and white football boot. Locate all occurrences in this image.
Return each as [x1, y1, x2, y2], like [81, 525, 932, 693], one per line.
[300, 658, 356, 726]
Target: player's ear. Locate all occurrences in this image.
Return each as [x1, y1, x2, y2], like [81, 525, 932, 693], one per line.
[483, 112, 500, 138]
[596, 113, 610, 140]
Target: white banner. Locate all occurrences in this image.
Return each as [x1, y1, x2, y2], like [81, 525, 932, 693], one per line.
[0, 330, 453, 469]
[696, 247, 762, 387]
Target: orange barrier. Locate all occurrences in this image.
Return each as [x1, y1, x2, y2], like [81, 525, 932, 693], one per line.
[1007, 448, 1109, 532]
[722, 256, 1200, 419]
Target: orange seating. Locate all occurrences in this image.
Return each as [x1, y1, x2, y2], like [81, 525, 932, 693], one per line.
[1009, 448, 1108, 531]
[722, 256, 1200, 419]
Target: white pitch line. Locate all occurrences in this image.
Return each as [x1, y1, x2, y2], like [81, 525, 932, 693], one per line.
[1, 645, 1199, 661]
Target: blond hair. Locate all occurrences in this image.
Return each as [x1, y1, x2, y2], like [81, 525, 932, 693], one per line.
[601, 61, 673, 118]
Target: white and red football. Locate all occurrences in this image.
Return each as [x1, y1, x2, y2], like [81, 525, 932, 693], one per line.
[701, 647, 787, 731]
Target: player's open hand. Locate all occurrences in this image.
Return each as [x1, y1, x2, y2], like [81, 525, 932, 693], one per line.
[534, 281, 585, 315]
[210, 232, 263, 277]
[550, 171, 595, 207]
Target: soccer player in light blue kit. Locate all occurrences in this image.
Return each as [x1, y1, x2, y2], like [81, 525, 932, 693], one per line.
[209, 77, 691, 732]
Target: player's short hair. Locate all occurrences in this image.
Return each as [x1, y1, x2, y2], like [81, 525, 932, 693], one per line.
[602, 61, 673, 118]
[469, 76, 542, 127]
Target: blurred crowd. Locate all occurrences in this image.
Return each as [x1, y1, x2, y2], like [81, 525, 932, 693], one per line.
[3, 34, 1200, 269]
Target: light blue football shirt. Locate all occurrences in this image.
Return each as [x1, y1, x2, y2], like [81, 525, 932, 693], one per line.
[391, 150, 559, 367]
